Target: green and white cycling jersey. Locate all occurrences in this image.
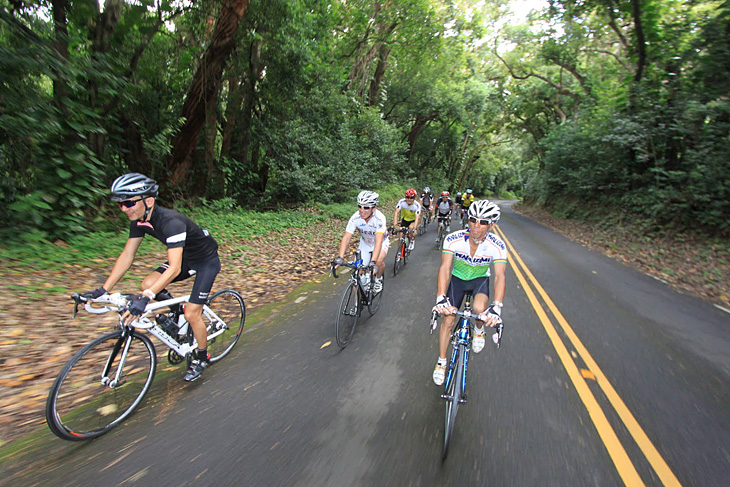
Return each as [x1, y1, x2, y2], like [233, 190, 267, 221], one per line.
[395, 198, 422, 222]
[442, 229, 508, 280]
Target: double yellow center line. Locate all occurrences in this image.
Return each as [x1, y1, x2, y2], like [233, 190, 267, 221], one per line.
[494, 225, 682, 487]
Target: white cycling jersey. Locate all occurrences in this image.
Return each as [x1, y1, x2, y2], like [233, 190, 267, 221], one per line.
[437, 197, 453, 215]
[345, 209, 390, 264]
[442, 229, 508, 280]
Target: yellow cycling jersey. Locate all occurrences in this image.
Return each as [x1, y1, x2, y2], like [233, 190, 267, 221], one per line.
[461, 194, 475, 207]
[395, 198, 422, 222]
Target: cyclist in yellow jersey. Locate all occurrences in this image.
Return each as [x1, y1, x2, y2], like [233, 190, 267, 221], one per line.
[393, 188, 421, 251]
[459, 189, 475, 224]
[432, 200, 506, 385]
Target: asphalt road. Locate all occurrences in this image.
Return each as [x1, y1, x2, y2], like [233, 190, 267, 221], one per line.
[4, 201, 730, 487]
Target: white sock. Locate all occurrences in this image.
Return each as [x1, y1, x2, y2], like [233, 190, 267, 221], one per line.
[475, 326, 485, 335]
[437, 357, 447, 366]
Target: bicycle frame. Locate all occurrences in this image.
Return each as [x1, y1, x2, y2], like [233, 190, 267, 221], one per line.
[442, 315, 471, 401]
[77, 293, 228, 368]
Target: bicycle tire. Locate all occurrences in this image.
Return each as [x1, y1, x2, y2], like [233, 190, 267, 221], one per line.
[368, 272, 384, 315]
[393, 241, 402, 276]
[403, 239, 409, 266]
[443, 344, 464, 459]
[46, 330, 156, 441]
[205, 289, 246, 363]
[335, 282, 359, 348]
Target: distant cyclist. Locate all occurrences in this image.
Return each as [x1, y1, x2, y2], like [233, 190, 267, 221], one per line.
[334, 191, 389, 293]
[454, 192, 463, 214]
[393, 188, 421, 251]
[435, 191, 454, 238]
[421, 187, 434, 220]
[432, 200, 506, 385]
[80, 173, 221, 382]
[459, 189, 474, 224]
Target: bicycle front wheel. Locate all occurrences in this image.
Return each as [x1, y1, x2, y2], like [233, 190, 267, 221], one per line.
[205, 289, 246, 363]
[335, 283, 359, 348]
[443, 344, 464, 459]
[46, 330, 156, 441]
[393, 242, 403, 276]
[368, 272, 384, 315]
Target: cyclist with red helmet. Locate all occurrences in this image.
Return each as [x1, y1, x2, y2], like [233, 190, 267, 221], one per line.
[393, 188, 422, 251]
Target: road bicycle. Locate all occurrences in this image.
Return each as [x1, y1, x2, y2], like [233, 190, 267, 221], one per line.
[419, 210, 431, 236]
[430, 293, 503, 459]
[331, 250, 384, 348]
[391, 226, 413, 276]
[435, 214, 451, 249]
[45, 289, 245, 441]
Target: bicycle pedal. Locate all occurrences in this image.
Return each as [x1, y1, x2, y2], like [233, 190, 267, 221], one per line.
[441, 394, 453, 400]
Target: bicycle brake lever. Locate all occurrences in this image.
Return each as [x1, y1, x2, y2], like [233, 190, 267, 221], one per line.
[429, 310, 439, 334]
[70, 293, 85, 319]
[494, 322, 504, 349]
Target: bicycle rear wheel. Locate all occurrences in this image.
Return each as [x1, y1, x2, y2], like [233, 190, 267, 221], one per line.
[46, 330, 156, 441]
[368, 272, 384, 315]
[205, 289, 246, 363]
[335, 283, 359, 348]
[443, 344, 464, 459]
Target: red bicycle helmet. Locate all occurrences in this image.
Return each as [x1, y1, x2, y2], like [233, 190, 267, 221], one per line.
[405, 188, 417, 198]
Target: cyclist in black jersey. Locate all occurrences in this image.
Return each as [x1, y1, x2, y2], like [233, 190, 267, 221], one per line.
[81, 173, 221, 382]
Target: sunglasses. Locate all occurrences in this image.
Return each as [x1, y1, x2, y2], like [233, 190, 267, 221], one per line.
[405, 197, 414, 200]
[469, 216, 492, 225]
[118, 198, 143, 209]
[358, 205, 373, 210]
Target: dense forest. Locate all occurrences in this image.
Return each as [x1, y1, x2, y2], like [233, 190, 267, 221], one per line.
[1, 0, 729, 241]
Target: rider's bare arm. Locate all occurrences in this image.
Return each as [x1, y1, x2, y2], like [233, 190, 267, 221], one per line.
[337, 232, 354, 259]
[103, 237, 143, 292]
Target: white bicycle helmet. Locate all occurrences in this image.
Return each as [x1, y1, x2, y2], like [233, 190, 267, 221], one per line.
[110, 173, 159, 201]
[423, 187, 430, 193]
[357, 190, 379, 207]
[468, 200, 500, 223]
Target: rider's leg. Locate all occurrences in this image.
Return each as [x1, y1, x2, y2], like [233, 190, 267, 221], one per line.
[471, 290, 490, 353]
[439, 314, 457, 360]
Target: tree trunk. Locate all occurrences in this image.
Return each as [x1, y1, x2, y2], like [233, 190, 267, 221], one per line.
[167, 0, 250, 188]
[632, 0, 646, 84]
[88, 0, 124, 159]
[367, 44, 391, 106]
[220, 76, 242, 161]
[51, 0, 69, 115]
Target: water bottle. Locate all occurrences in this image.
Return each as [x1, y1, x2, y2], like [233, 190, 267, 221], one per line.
[360, 272, 371, 287]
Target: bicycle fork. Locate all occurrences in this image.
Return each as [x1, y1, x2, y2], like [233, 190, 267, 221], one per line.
[441, 321, 470, 404]
[101, 329, 135, 389]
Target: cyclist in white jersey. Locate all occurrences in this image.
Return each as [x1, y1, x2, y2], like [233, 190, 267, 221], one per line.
[334, 191, 389, 293]
[432, 200, 507, 385]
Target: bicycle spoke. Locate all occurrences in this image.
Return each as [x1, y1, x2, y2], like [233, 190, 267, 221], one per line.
[46, 331, 156, 441]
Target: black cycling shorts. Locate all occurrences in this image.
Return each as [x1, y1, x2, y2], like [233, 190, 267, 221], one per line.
[400, 218, 416, 229]
[154, 256, 221, 304]
[446, 275, 489, 310]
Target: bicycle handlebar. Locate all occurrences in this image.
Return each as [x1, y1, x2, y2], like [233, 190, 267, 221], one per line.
[429, 309, 504, 348]
[330, 260, 375, 279]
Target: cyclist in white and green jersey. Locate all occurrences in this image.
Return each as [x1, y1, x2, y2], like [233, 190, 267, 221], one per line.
[432, 200, 507, 385]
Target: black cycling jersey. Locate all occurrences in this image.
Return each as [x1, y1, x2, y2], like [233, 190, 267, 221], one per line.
[128, 205, 219, 262]
[455, 195, 463, 205]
